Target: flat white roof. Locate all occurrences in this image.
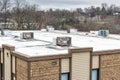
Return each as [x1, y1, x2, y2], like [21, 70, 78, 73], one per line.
[1, 30, 120, 57]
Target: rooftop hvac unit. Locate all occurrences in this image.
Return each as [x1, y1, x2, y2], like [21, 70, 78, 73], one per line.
[41, 29, 47, 31]
[21, 32, 34, 39]
[56, 37, 71, 46]
[98, 30, 109, 37]
[46, 26, 54, 32]
[0, 28, 12, 37]
[67, 28, 77, 33]
[90, 31, 98, 36]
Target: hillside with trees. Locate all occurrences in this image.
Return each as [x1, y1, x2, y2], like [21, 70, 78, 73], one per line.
[0, 0, 120, 34]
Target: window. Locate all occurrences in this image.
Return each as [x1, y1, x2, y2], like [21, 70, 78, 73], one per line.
[1, 63, 3, 80]
[61, 73, 69, 80]
[11, 73, 16, 80]
[92, 69, 99, 80]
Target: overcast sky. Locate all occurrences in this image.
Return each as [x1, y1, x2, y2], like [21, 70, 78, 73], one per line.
[26, 0, 120, 10]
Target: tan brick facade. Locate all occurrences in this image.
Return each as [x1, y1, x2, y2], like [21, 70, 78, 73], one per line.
[30, 59, 60, 80]
[16, 58, 28, 80]
[100, 54, 120, 80]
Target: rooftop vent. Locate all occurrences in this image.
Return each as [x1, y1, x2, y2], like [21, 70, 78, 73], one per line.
[98, 30, 109, 37]
[41, 29, 47, 31]
[20, 32, 34, 39]
[56, 37, 71, 47]
[0, 28, 12, 37]
[67, 28, 77, 33]
[89, 31, 98, 36]
[46, 26, 54, 32]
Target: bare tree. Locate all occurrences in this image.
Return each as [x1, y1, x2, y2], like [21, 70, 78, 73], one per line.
[14, 0, 25, 8]
[0, 1, 2, 11]
[0, 0, 11, 28]
[22, 4, 37, 29]
[12, 0, 26, 29]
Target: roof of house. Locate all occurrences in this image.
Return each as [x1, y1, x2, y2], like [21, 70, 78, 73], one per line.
[1, 30, 120, 57]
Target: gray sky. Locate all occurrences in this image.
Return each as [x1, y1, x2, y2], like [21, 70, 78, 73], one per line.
[27, 0, 120, 10]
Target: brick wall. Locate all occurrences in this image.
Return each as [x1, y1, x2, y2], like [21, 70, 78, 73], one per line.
[100, 54, 120, 80]
[16, 58, 28, 80]
[30, 59, 60, 80]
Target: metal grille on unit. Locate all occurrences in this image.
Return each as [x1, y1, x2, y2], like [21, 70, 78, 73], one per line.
[98, 30, 109, 37]
[21, 32, 34, 39]
[56, 37, 71, 47]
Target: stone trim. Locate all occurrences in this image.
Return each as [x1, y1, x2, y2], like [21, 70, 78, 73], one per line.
[3, 48, 4, 80]
[69, 57, 72, 80]
[3, 44, 120, 62]
[11, 51, 29, 61]
[68, 47, 93, 54]
[11, 55, 12, 80]
[93, 49, 120, 56]
[11, 51, 70, 61]
[59, 58, 61, 80]
[90, 51, 92, 80]
[0, 47, 1, 51]
[11, 47, 93, 61]
[99, 55, 101, 80]
[15, 57, 17, 80]
[2, 44, 15, 51]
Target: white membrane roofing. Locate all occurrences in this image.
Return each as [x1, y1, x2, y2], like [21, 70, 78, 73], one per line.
[1, 30, 120, 57]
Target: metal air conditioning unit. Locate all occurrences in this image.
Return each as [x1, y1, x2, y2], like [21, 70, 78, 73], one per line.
[98, 30, 109, 37]
[46, 26, 54, 32]
[0, 28, 12, 37]
[56, 37, 71, 46]
[67, 28, 77, 33]
[21, 32, 34, 39]
[41, 29, 47, 31]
